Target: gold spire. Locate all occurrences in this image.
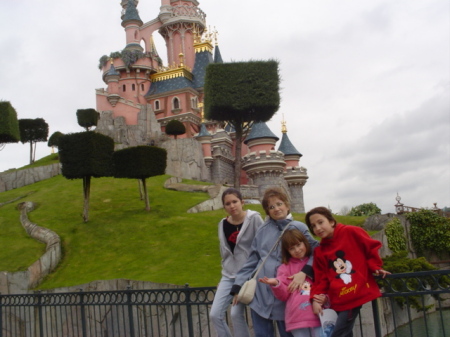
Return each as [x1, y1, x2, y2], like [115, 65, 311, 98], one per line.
[281, 114, 287, 133]
[199, 102, 205, 122]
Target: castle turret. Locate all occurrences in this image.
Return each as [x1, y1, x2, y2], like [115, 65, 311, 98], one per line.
[104, 61, 121, 107]
[157, 0, 206, 69]
[242, 122, 288, 195]
[121, 0, 144, 52]
[278, 119, 308, 213]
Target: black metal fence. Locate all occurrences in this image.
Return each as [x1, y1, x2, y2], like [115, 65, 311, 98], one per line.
[0, 270, 449, 337]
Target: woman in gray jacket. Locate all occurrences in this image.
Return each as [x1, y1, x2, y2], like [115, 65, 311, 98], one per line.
[210, 188, 264, 337]
[230, 187, 319, 337]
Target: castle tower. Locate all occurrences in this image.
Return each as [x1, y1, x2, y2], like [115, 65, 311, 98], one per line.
[278, 119, 308, 213]
[242, 122, 288, 196]
[157, 0, 206, 69]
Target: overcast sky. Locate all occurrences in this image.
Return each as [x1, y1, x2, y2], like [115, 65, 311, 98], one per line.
[1, 0, 449, 214]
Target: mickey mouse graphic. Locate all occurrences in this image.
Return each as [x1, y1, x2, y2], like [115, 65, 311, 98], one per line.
[329, 250, 355, 284]
[300, 280, 311, 295]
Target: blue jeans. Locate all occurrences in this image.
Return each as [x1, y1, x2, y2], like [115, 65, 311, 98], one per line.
[210, 276, 250, 337]
[331, 306, 361, 337]
[251, 309, 293, 337]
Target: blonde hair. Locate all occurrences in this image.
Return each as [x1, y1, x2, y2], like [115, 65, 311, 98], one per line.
[261, 187, 291, 216]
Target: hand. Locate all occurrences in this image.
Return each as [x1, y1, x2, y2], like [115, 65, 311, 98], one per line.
[312, 300, 323, 315]
[259, 277, 278, 286]
[313, 294, 327, 306]
[287, 271, 306, 293]
[375, 269, 391, 279]
[232, 294, 239, 306]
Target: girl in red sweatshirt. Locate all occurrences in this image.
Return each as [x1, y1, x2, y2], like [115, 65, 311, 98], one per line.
[305, 207, 390, 337]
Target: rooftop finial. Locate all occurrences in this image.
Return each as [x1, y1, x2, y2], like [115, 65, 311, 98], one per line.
[281, 114, 287, 133]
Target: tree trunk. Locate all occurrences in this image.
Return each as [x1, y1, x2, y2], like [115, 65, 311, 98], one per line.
[142, 178, 150, 211]
[29, 141, 33, 164]
[32, 141, 37, 163]
[138, 179, 144, 200]
[82, 176, 91, 222]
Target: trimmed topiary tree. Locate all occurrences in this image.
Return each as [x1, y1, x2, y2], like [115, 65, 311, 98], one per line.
[113, 146, 167, 211]
[76, 109, 99, 131]
[19, 118, 49, 164]
[59, 131, 114, 222]
[204, 60, 280, 188]
[165, 120, 186, 139]
[48, 131, 64, 151]
[0, 101, 20, 149]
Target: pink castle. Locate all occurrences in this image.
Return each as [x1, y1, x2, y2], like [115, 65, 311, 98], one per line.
[95, 0, 309, 212]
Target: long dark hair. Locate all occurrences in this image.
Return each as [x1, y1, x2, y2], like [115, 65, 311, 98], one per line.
[221, 188, 243, 204]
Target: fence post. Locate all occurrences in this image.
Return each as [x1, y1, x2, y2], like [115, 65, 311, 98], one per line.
[126, 285, 135, 337]
[184, 284, 194, 337]
[79, 289, 87, 337]
[35, 291, 44, 337]
[371, 299, 382, 337]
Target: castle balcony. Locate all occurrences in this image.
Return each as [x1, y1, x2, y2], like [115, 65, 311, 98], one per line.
[102, 57, 158, 79]
[242, 150, 286, 178]
[284, 166, 309, 186]
[159, 4, 206, 28]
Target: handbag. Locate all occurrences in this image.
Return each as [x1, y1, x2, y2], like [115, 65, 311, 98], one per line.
[237, 222, 292, 304]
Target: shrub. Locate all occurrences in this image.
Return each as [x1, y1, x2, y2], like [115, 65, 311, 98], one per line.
[385, 217, 407, 253]
[348, 202, 381, 216]
[406, 209, 450, 257]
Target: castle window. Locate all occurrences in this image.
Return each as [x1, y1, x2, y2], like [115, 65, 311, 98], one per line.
[132, 84, 136, 91]
[173, 97, 180, 110]
[141, 84, 145, 91]
[191, 97, 198, 109]
[123, 84, 126, 92]
[155, 100, 160, 110]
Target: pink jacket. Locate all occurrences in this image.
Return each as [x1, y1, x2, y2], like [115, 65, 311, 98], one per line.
[271, 257, 321, 332]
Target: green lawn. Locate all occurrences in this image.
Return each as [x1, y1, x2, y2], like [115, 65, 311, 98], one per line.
[0, 162, 366, 290]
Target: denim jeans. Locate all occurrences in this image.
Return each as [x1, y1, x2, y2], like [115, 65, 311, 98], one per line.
[250, 309, 293, 337]
[210, 276, 250, 337]
[331, 306, 361, 337]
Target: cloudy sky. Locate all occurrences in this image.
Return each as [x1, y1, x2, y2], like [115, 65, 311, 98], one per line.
[1, 0, 449, 214]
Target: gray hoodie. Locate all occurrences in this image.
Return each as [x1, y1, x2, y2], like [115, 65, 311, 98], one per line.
[218, 209, 264, 278]
[232, 217, 319, 320]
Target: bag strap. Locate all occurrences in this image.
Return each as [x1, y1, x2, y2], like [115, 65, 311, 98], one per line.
[251, 221, 292, 280]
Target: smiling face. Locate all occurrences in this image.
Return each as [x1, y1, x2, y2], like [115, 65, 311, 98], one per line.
[223, 193, 244, 217]
[267, 197, 289, 220]
[288, 241, 307, 260]
[309, 213, 335, 239]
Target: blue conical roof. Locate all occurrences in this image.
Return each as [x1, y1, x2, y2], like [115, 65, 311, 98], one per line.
[214, 45, 223, 63]
[192, 50, 214, 88]
[278, 132, 302, 156]
[197, 123, 211, 137]
[122, 0, 143, 27]
[244, 122, 279, 144]
[106, 64, 119, 76]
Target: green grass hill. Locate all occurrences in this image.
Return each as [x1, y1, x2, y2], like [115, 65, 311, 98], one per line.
[0, 159, 366, 290]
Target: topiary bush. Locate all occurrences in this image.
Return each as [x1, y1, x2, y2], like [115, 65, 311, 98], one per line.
[165, 120, 186, 139]
[76, 109, 99, 131]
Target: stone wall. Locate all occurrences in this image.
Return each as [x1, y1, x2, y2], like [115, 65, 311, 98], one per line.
[161, 138, 210, 182]
[0, 163, 61, 193]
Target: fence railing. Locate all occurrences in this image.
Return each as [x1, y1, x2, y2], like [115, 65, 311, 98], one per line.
[1, 270, 449, 337]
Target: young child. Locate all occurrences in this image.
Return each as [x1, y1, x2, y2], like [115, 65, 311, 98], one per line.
[259, 229, 322, 337]
[306, 207, 390, 337]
